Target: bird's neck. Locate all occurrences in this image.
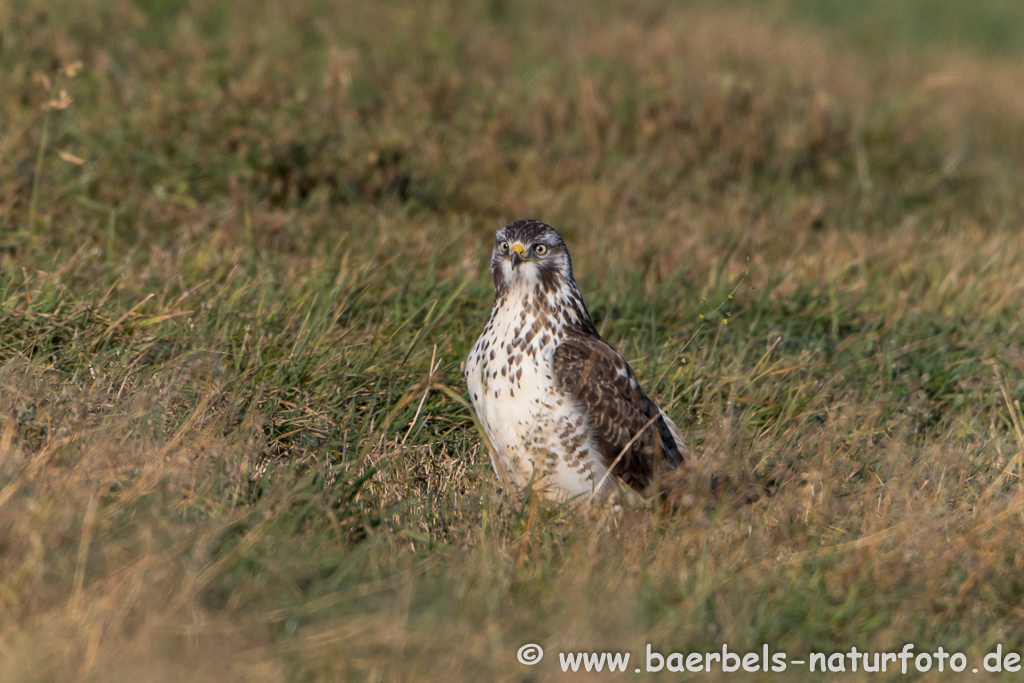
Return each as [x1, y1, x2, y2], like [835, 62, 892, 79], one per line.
[493, 281, 597, 335]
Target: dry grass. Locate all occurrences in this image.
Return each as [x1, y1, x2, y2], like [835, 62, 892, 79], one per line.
[2, 0, 1024, 680]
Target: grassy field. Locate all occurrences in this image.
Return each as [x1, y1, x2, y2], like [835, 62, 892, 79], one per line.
[2, 0, 1024, 680]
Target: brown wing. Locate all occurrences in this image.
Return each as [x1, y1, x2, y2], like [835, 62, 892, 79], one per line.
[552, 334, 686, 491]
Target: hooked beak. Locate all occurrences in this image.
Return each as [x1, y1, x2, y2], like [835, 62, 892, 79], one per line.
[509, 243, 524, 269]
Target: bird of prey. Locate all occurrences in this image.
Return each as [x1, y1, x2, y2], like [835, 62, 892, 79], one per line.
[465, 220, 690, 503]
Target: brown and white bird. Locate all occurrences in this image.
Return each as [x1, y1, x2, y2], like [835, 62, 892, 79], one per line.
[465, 220, 690, 503]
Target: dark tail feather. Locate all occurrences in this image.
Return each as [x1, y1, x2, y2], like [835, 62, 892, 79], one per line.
[657, 414, 685, 468]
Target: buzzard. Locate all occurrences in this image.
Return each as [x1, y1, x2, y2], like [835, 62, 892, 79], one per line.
[465, 220, 690, 503]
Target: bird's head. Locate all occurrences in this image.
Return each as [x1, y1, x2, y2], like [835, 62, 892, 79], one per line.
[490, 220, 573, 298]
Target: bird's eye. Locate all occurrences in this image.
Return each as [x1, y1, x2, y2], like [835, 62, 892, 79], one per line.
[500, 241, 509, 252]
[534, 244, 548, 255]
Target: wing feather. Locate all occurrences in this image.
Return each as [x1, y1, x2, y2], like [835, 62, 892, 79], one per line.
[552, 334, 689, 491]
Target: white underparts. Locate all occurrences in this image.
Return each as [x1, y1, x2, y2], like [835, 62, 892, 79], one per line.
[465, 282, 616, 501]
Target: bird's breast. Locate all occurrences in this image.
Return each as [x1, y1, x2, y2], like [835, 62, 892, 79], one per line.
[467, 302, 561, 400]
[464, 293, 613, 499]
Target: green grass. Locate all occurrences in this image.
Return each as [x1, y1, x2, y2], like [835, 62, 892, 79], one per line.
[2, 0, 1024, 680]
[742, 0, 1024, 57]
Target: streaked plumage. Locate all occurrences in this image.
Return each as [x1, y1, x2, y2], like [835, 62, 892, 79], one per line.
[464, 220, 690, 502]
